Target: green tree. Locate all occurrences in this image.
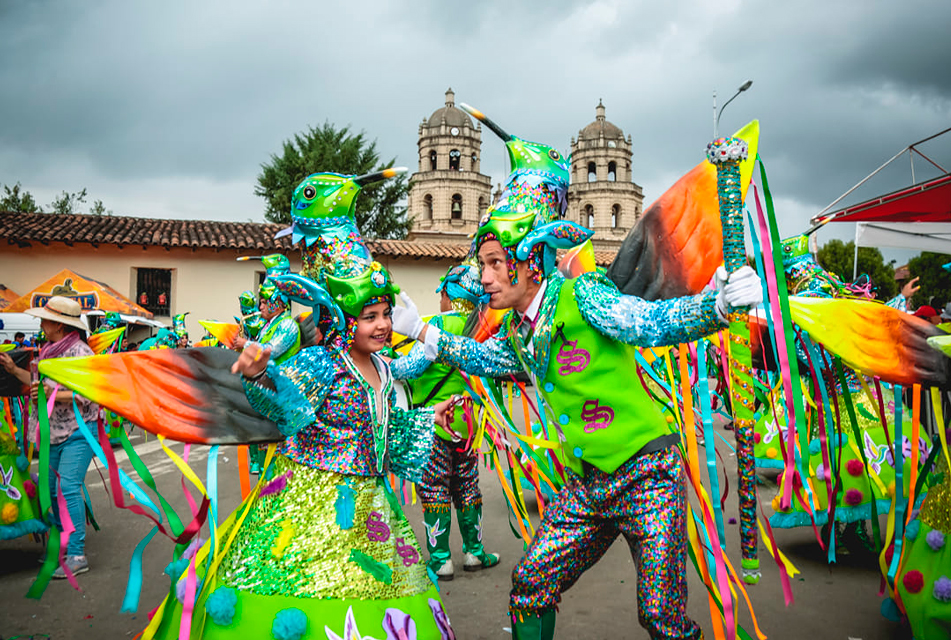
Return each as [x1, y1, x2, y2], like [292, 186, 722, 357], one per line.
[906, 252, 951, 309]
[48, 188, 88, 215]
[816, 239, 898, 300]
[255, 122, 411, 239]
[1, 182, 42, 212]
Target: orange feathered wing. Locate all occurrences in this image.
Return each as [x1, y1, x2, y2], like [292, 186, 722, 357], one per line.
[606, 121, 759, 300]
[787, 297, 950, 387]
[39, 348, 283, 444]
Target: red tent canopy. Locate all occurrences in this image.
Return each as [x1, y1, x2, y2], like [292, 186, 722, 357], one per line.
[818, 172, 951, 224]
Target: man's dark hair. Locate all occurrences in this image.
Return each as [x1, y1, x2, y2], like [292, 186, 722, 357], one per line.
[14, 332, 24, 341]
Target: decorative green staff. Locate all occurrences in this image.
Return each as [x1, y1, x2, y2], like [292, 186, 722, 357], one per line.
[707, 136, 760, 584]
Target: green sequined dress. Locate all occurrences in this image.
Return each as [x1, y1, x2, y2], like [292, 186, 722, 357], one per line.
[147, 347, 454, 639]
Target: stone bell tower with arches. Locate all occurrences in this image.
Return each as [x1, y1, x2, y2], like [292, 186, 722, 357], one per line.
[407, 88, 492, 243]
[566, 100, 644, 249]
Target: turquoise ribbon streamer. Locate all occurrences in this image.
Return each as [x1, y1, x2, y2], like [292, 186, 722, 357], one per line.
[887, 387, 905, 584]
[70, 400, 161, 518]
[122, 525, 158, 612]
[696, 343, 726, 546]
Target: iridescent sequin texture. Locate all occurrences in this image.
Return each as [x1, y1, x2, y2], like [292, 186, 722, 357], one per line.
[417, 436, 482, 511]
[244, 346, 434, 482]
[510, 446, 702, 640]
[219, 456, 432, 599]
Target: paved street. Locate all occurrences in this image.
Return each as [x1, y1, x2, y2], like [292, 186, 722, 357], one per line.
[0, 423, 911, 640]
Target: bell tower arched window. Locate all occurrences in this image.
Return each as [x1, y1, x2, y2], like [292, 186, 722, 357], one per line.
[449, 149, 461, 171]
[429, 150, 437, 171]
[608, 161, 617, 182]
[612, 204, 620, 228]
[587, 162, 597, 182]
[585, 204, 594, 228]
[424, 194, 433, 220]
[451, 194, 463, 219]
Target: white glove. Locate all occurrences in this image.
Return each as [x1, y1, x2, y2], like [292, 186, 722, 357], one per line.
[391, 292, 426, 340]
[714, 265, 763, 323]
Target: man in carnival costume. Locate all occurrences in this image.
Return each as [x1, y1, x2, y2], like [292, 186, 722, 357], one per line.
[236, 290, 265, 341]
[391, 263, 500, 580]
[392, 106, 764, 640]
[233, 256, 302, 474]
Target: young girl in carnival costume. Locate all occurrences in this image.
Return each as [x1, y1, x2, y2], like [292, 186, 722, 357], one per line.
[390, 262, 500, 580]
[391, 105, 764, 640]
[38, 170, 458, 639]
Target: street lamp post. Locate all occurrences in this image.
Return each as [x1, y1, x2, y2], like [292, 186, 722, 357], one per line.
[714, 80, 753, 138]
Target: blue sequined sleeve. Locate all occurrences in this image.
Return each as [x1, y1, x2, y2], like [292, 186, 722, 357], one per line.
[263, 317, 301, 362]
[385, 387, 435, 483]
[434, 324, 523, 378]
[389, 339, 430, 381]
[574, 272, 721, 347]
[242, 347, 338, 437]
[390, 315, 443, 381]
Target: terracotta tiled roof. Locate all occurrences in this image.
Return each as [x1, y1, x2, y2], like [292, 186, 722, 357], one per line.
[1, 211, 291, 251]
[0, 211, 616, 266]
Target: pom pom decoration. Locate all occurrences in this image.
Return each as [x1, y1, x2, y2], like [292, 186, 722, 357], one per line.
[272, 608, 308, 640]
[846, 459, 865, 476]
[728, 517, 737, 525]
[934, 576, 951, 603]
[906, 519, 921, 540]
[845, 488, 864, 506]
[753, 432, 761, 444]
[927, 529, 946, 551]
[1, 503, 19, 524]
[881, 597, 901, 622]
[903, 570, 925, 594]
[205, 587, 238, 626]
[23, 479, 36, 498]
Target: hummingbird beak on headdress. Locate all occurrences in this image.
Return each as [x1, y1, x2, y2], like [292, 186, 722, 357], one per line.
[459, 103, 513, 142]
[804, 216, 831, 237]
[236, 256, 262, 262]
[353, 167, 408, 187]
[274, 227, 293, 239]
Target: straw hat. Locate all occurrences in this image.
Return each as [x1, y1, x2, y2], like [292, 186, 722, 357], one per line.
[25, 296, 88, 332]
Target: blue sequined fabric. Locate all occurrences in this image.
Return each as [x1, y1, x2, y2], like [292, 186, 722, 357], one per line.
[434, 272, 721, 378]
[572, 272, 721, 347]
[244, 346, 434, 482]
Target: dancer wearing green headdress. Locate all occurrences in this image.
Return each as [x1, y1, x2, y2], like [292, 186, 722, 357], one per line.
[391, 263, 499, 580]
[171, 313, 190, 348]
[392, 105, 763, 640]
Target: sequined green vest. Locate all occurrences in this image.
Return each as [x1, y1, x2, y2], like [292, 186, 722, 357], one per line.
[410, 313, 470, 440]
[511, 278, 671, 475]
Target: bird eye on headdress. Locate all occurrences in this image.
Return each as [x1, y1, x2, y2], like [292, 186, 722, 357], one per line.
[303, 185, 317, 199]
[548, 149, 561, 160]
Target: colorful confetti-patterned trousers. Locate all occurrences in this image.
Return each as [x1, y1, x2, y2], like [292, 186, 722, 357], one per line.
[417, 435, 482, 511]
[510, 444, 702, 640]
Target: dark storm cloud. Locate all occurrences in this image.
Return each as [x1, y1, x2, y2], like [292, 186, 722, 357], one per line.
[0, 0, 948, 231]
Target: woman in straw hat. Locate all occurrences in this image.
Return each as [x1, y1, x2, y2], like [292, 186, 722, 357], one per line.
[0, 296, 99, 578]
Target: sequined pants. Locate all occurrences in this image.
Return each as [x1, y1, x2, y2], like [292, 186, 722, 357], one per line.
[510, 445, 702, 640]
[417, 436, 482, 511]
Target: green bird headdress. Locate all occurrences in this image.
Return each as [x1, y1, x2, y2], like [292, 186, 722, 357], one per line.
[266, 170, 404, 327]
[459, 103, 593, 276]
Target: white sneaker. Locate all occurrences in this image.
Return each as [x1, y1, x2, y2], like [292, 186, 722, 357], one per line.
[434, 558, 454, 580]
[463, 551, 500, 571]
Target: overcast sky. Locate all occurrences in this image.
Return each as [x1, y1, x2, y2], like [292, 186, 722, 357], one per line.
[1, 0, 949, 255]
